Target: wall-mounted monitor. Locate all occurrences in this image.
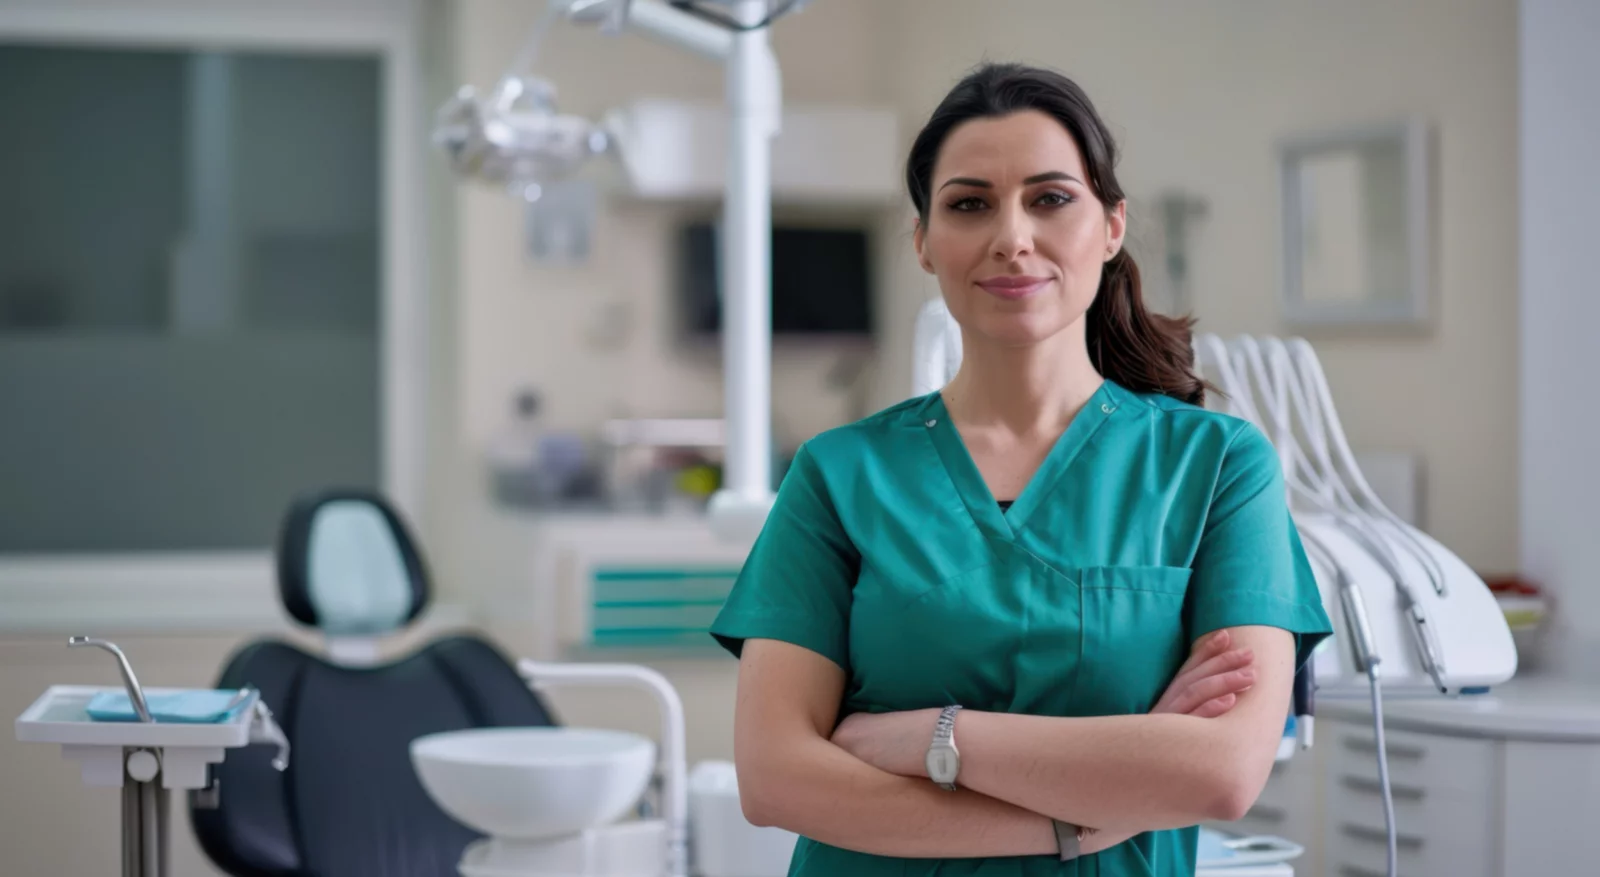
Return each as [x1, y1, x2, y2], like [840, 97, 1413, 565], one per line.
[676, 221, 875, 339]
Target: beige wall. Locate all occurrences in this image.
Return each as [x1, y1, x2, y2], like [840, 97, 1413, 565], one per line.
[1518, 0, 1600, 676]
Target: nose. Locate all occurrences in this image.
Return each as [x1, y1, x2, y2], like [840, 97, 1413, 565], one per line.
[990, 202, 1034, 262]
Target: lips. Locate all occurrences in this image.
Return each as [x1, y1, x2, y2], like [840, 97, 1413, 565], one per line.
[976, 275, 1052, 300]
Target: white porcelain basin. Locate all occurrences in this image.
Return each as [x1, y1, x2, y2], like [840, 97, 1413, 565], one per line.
[411, 727, 656, 840]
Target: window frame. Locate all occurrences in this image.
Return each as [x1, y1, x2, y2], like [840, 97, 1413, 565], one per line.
[0, 0, 430, 631]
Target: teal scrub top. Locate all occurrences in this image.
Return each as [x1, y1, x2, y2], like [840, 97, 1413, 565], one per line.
[709, 380, 1333, 877]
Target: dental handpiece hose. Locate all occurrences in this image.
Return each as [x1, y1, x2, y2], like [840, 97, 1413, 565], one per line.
[1292, 663, 1314, 749]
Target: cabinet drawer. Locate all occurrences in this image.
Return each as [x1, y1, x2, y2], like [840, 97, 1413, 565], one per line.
[1328, 723, 1496, 798]
[1324, 819, 1495, 877]
[1328, 773, 1496, 852]
[1322, 721, 1500, 877]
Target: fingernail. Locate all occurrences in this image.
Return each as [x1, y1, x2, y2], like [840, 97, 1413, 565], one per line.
[1241, 669, 1256, 680]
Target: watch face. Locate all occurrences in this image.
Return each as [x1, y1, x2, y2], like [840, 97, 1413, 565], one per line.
[926, 745, 959, 783]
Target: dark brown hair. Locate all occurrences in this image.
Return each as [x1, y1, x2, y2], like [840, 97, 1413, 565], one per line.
[906, 62, 1207, 406]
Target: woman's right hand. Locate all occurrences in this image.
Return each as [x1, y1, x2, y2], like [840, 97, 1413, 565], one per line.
[1149, 629, 1256, 718]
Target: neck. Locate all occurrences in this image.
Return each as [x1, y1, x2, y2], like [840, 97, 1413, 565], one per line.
[943, 322, 1103, 436]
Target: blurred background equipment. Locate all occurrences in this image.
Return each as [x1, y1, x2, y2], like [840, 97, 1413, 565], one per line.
[434, 0, 816, 545]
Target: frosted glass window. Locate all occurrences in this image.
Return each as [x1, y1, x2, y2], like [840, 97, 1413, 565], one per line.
[0, 44, 382, 552]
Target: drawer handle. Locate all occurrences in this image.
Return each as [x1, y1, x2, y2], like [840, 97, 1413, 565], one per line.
[1343, 737, 1426, 760]
[1341, 775, 1426, 801]
[1341, 822, 1423, 851]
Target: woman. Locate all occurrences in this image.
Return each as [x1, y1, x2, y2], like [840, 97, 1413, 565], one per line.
[708, 62, 1332, 876]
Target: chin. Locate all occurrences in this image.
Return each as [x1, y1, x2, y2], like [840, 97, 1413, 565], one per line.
[968, 306, 1073, 348]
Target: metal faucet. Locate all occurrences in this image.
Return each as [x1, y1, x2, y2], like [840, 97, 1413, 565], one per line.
[68, 636, 153, 723]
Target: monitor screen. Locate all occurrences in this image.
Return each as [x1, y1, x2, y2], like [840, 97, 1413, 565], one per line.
[677, 222, 874, 338]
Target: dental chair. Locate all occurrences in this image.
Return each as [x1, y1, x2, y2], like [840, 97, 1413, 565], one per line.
[190, 487, 558, 877]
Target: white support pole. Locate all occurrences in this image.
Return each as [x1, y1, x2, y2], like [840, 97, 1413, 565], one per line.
[707, 0, 779, 543]
[547, 0, 780, 542]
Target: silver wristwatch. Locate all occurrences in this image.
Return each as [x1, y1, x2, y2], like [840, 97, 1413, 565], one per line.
[925, 704, 963, 790]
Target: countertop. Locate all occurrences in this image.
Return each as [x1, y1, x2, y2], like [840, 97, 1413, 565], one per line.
[1316, 675, 1600, 742]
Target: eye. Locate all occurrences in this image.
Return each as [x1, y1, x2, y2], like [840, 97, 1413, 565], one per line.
[1035, 190, 1075, 207]
[946, 196, 987, 212]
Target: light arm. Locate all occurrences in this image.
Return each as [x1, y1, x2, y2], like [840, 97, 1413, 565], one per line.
[553, 0, 735, 60]
[623, 0, 735, 59]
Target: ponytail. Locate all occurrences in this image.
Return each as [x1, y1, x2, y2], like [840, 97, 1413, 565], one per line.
[1087, 250, 1208, 406]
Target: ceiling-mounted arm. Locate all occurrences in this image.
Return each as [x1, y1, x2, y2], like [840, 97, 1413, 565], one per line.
[554, 0, 735, 60]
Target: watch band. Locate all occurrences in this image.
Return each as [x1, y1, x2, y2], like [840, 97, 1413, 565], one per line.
[1053, 820, 1097, 861]
[1053, 820, 1080, 861]
[930, 704, 962, 790]
[933, 704, 962, 744]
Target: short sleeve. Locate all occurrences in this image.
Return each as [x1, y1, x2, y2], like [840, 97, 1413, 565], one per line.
[709, 442, 860, 669]
[1185, 423, 1334, 671]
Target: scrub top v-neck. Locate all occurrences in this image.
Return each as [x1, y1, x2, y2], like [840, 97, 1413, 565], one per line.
[710, 381, 1332, 877]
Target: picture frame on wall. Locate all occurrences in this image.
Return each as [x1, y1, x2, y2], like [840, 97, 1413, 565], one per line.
[1279, 118, 1433, 328]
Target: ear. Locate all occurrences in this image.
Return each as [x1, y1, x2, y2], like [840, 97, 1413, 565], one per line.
[913, 216, 935, 274]
[1105, 200, 1128, 261]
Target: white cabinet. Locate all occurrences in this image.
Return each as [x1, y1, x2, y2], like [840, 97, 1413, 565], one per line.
[1498, 740, 1600, 876]
[488, 513, 754, 660]
[1319, 722, 1500, 877]
[1223, 682, 1600, 877]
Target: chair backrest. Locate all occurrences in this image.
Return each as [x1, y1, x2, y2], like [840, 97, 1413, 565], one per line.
[911, 298, 962, 397]
[191, 488, 557, 877]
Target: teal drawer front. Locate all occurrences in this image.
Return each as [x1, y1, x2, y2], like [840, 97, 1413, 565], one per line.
[589, 567, 740, 649]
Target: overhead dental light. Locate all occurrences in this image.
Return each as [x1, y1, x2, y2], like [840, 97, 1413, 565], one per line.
[435, 0, 812, 543]
[433, 74, 611, 202]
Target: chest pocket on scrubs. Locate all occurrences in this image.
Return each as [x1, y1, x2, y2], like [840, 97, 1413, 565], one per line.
[1075, 566, 1191, 716]
[847, 546, 1081, 717]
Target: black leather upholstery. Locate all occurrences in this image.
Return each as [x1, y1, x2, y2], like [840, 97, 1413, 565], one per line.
[190, 490, 558, 877]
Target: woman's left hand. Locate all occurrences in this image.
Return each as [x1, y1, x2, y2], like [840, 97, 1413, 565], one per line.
[830, 709, 939, 777]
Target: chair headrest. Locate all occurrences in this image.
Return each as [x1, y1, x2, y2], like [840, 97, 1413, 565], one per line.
[277, 489, 429, 636]
[912, 298, 962, 396]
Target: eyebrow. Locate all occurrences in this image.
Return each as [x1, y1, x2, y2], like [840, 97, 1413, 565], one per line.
[938, 171, 1083, 191]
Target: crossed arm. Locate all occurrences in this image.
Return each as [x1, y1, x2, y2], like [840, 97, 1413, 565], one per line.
[731, 625, 1295, 859]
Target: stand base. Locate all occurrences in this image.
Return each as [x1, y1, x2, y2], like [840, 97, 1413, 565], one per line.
[460, 820, 666, 877]
[706, 491, 773, 545]
[122, 771, 170, 877]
